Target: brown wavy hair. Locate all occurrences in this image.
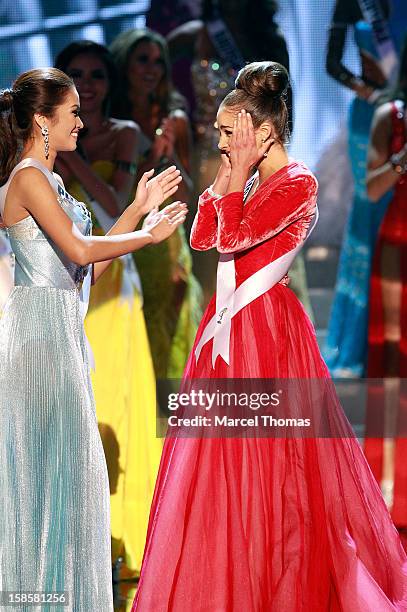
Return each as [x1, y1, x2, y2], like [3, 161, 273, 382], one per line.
[0, 68, 73, 186]
[109, 28, 185, 120]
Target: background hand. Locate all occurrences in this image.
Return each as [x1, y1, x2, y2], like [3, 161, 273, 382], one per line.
[151, 117, 176, 161]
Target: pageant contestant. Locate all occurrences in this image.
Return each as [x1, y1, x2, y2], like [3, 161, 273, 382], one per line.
[365, 39, 407, 528]
[133, 62, 407, 611]
[0, 68, 186, 610]
[323, 0, 395, 377]
[110, 28, 202, 379]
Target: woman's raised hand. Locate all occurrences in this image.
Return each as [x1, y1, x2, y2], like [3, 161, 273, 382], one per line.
[143, 201, 188, 244]
[229, 110, 272, 170]
[132, 165, 182, 216]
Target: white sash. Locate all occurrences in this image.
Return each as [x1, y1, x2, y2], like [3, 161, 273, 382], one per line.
[357, 0, 398, 82]
[206, 17, 245, 71]
[195, 203, 319, 367]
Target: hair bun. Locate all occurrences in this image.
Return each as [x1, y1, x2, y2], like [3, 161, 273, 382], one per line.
[0, 88, 14, 114]
[235, 61, 289, 101]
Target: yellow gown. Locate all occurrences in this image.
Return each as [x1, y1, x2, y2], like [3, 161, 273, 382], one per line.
[67, 160, 162, 573]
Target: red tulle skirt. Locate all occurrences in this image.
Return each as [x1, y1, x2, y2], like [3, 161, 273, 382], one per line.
[133, 284, 407, 611]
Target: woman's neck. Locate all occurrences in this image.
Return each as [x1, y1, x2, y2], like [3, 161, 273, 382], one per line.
[257, 144, 289, 184]
[20, 141, 56, 172]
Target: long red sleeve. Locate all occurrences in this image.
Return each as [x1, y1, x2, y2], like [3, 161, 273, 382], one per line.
[214, 173, 317, 253]
[190, 188, 219, 251]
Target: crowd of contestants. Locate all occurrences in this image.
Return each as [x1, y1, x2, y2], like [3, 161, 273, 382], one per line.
[0, 0, 407, 580]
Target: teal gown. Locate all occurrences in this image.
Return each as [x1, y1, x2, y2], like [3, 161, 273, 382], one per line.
[0, 158, 113, 611]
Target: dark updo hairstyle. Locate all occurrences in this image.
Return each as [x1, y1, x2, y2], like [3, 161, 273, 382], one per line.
[221, 61, 290, 144]
[55, 40, 118, 117]
[0, 68, 73, 186]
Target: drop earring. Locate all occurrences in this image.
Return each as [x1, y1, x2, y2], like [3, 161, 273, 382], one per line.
[41, 124, 49, 159]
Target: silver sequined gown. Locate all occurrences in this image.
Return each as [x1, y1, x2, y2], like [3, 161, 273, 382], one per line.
[0, 158, 113, 611]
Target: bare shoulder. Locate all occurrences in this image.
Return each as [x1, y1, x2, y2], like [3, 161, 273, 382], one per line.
[167, 20, 204, 42]
[371, 101, 393, 132]
[170, 109, 191, 136]
[5, 167, 56, 222]
[374, 101, 393, 120]
[170, 109, 190, 124]
[9, 166, 52, 199]
[110, 118, 140, 137]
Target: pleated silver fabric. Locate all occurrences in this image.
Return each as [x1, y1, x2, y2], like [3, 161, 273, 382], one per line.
[0, 159, 113, 611]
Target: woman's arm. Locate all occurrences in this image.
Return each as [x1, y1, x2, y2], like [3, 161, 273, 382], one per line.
[93, 165, 182, 280]
[214, 174, 316, 253]
[367, 103, 406, 202]
[326, 0, 376, 99]
[10, 167, 185, 267]
[171, 110, 193, 199]
[189, 156, 231, 251]
[166, 20, 203, 63]
[56, 123, 140, 216]
[190, 189, 219, 251]
[171, 110, 192, 174]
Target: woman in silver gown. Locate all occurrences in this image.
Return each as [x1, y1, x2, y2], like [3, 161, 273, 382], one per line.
[0, 68, 186, 611]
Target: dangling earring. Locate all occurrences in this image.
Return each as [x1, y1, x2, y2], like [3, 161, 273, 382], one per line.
[41, 124, 49, 159]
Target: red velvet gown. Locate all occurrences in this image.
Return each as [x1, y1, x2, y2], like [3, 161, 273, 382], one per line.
[366, 101, 407, 527]
[133, 161, 407, 611]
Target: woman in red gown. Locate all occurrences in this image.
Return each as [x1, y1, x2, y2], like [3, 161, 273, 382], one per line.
[365, 43, 407, 531]
[133, 62, 407, 611]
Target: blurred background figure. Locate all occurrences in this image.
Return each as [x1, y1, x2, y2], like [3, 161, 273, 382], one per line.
[323, 0, 395, 377]
[54, 40, 162, 576]
[166, 0, 313, 315]
[110, 28, 202, 379]
[365, 36, 407, 533]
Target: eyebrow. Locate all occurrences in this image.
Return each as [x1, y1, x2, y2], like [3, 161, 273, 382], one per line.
[70, 104, 80, 109]
[214, 121, 233, 130]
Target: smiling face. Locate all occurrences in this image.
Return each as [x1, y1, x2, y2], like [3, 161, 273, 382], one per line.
[35, 87, 83, 154]
[127, 40, 166, 95]
[65, 53, 109, 114]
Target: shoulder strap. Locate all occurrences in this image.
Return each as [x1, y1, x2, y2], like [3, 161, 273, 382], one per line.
[0, 158, 58, 216]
